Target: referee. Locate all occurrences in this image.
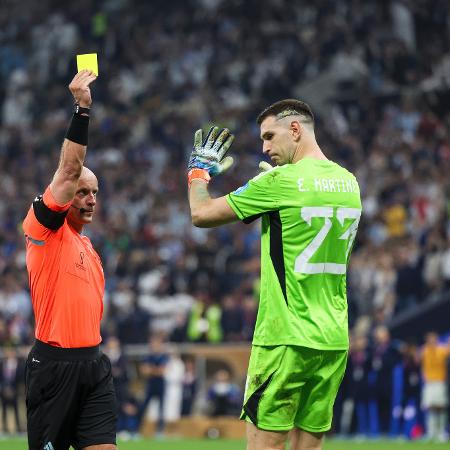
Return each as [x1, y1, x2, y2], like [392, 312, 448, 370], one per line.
[22, 71, 117, 450]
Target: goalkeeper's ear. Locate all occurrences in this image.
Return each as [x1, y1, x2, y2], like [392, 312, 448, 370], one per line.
[258, 161, 273, 172]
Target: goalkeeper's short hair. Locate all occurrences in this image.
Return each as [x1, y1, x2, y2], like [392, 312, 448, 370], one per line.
[257, 99, 315, 127]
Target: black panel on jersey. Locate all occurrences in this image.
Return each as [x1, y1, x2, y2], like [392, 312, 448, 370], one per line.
[243, 213, 262, 224]
[269, 211, 288, 305]
[32, 195, 68, 230]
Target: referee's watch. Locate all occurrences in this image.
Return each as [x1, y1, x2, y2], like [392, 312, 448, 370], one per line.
[74, 103, 90, 116]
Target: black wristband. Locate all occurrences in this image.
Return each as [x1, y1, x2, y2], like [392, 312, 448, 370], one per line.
[65, 113, 90, 146]
[74, 103, 90, 115]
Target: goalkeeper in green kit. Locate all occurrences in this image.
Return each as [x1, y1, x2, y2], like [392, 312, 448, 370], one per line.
[187, 99, 362, 450]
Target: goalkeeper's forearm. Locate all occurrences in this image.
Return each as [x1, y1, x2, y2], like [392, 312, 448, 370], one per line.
[188, 180, 238, 228]
[189, 179, 214, 227]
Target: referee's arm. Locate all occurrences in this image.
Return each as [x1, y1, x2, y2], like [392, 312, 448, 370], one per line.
[50, 70, 97, 205]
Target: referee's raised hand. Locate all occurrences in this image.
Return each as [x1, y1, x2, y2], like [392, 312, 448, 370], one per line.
[69, 70, 97, 108]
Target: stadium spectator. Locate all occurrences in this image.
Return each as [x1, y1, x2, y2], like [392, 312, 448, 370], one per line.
[400, 340, 423, 439]
[241, 295, 258, 342]
[104, 336, 140, 436]
[181, 357, 198, 417]
[115, 296, 151, 345]
[347, 334, 371, 436]
[368, 326, 402, 436]
[163, 350, 184, 423]
[169, 312, 189, 343]
[421, 331, 450, 442]
[117, 395, 140, 438]
[138, 333, 169, 435]
[221, 294, 244, 342]
[187, 293, 223, 343]
[0, 345, 23, 433]
[104, 336, 129, 417]
[394, 241, 424, 314]
[207, 369, 242, 417]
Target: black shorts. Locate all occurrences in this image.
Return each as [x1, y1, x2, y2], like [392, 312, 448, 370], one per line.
[25, 340, 117, 450]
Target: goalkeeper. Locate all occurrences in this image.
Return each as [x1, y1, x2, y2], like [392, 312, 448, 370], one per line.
[187, 99, 362, 450]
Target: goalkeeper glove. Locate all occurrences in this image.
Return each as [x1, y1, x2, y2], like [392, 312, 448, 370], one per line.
[188, 126, 234, 186]
[258, 161, 273, 172]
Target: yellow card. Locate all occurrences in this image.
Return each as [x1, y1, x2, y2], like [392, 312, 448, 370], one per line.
[76, 53, 98, 76]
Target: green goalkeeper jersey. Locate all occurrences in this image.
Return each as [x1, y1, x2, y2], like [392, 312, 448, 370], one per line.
[226, 158, 362, 350]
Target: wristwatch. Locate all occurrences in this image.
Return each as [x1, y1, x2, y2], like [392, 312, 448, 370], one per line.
[74, 103, 90, 115]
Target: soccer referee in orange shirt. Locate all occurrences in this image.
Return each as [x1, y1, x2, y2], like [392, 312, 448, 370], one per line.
[22, 70, 117, 450]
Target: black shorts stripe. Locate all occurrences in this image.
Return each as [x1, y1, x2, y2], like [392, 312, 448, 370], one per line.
[32, 195, 68, 230]
[243, 372, 274, 427]
[269, 211, 288, 305]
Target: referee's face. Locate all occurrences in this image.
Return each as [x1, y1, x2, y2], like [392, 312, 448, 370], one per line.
[68, 168, 98, 229]
[260, 116, 296, 166]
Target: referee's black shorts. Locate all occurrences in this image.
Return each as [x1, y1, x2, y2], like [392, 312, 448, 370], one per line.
[25, 339, 117, 450]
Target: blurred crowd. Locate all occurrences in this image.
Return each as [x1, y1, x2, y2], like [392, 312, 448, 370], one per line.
[0, 0, 449, 350]
[1, 327, 448, 441]
[335, 328, 450, 442]
[106, 328, 449, 441]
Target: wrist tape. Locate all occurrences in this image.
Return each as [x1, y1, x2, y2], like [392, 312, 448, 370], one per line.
[188, 168, 211, 187]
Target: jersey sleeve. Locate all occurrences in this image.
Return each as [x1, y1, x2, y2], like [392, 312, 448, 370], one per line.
[22, 186, 71, 241]
[226, 168, 282, 223]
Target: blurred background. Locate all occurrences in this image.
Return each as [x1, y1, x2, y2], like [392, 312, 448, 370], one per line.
[0, 0, 449, 445]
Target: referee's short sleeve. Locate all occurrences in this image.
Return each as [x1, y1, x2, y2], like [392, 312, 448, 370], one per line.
[22, 186, 70, 239]
[32, 195, 68, 230]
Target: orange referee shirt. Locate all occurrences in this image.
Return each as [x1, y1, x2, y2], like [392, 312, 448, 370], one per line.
[22, 186, 104, 348]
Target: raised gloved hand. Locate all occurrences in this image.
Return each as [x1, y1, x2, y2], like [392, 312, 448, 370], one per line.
[188, 126, 234, 186]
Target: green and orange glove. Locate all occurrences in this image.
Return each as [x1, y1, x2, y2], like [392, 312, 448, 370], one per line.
[187, 126, 235, 187]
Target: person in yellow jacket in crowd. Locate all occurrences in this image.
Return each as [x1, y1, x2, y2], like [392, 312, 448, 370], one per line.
[421, 331, 450, 442]
[187, 292, 223, 343]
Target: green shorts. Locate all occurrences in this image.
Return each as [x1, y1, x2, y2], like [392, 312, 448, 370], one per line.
[241, 345, 347, 432]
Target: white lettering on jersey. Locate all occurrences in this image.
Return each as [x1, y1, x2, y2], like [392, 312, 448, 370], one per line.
[313, 178, 359, 193]
[297, 178, 309, 192]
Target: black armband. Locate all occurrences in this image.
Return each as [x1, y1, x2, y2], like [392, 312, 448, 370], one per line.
[33, 195, 68, 230]
[65, 113, 90, 146]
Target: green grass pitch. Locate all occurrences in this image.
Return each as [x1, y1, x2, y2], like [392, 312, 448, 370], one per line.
[0, 437, 442, 449]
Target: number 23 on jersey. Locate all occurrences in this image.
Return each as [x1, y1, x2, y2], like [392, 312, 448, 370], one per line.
[294, 206, 361, 275]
